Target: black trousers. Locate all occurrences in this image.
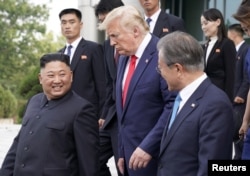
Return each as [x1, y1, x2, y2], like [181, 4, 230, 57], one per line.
[99, 118, 122, 176]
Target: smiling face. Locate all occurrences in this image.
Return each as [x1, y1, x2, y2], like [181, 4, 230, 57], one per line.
[200, 15, 220, 38]
[39, 61, 72, 100]
[60, 13, 82, 43]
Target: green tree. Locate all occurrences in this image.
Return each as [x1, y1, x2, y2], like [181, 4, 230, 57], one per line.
[0, 0, 49, 92]
[0, 85, 17, 118]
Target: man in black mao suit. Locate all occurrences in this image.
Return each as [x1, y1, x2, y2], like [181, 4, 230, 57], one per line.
[0, 53, 99, 176]
[228, 23, 249, 160]
[58, 8, 105, 118]
[95, 0, 124, 175]
[139, 0, 185, 38]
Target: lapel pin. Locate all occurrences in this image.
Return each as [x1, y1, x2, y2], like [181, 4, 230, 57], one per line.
[81, 55, 87, 59]
[145, 59, 149, 63]
[191, 103, 196, 108]
[237, 56, 240, 60]
[163, 28, 169, 32]
[215, 49, 220, 53]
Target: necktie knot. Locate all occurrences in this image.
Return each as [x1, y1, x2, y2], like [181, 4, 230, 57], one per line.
[131, 55, 137, 63]
[146, 18, 152, 26]
[66, 45, 73, 57]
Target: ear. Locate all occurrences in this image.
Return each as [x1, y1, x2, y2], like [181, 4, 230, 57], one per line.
[38, 73, 42, 84]
[215, 18, 221, 26]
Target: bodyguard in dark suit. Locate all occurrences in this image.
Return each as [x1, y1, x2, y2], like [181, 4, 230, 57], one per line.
[95, 1, 124, 175]
[228, 23, 249, 159]
[139, 0, 185, 38]
[0, 53, 99, 176]
[201, 8, 236, 102]
[99, 6, 175, 176]
[157, 31, 233, 176]
[59, 8, 105, 118]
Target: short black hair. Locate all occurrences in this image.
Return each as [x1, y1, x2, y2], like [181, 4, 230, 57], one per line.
[228, 23, 245, 37]
[40, 53, 70, 68]
[59, 8, 82, 21]
[94, 0, 124, 17]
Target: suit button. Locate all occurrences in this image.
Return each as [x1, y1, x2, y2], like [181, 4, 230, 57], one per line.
[36, 116, 40, 119]
[21, 163, 25, 168]
[158, 163, 162, 169]
[29, 131, 33, 135]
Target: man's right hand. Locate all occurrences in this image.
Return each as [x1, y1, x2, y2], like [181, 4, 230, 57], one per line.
[98, 118, 105, 128]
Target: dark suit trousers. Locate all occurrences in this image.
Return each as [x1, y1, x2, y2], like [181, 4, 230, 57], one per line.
[99, 118, 122, 176]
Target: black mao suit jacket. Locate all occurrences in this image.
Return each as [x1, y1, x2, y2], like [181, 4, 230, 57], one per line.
[0, 91, 99, 176]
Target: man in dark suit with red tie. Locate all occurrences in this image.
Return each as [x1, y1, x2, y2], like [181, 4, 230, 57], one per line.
[138, 0, 186, 38]
[99, 5, 175, 176]
[58, 8, 106, 118]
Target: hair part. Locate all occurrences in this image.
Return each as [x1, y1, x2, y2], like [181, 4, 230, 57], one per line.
[59, 8, 82, 21]
[157, 31, 204, 72]
[40, 53, 70, 69]
[202, 8, 227, 41]
[98, 5, 149, 33]
[228, 23, 245, 37]
[233, 0, 250, 26]
[94, 0, 124, 17]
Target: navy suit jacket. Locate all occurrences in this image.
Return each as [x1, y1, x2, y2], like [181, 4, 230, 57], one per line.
[152, 10, 186, 38]
[116, 35, 175, 175]
[59, 38, 106, 117]
[158, 78, 233, 176]
[234, 41, 249, 101]
[204, 38, 236, 102]
[101, 39, 118, 129]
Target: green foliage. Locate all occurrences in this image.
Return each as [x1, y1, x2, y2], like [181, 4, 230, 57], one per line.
[18, 67, 42, 99]
[0, 85, 17, 118]
[0, 0, 66, 120]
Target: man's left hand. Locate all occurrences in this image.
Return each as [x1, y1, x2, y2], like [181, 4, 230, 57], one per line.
[129, 147, 152, 170]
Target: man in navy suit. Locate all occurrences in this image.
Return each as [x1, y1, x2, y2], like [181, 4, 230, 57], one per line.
[58, 8, 105, 118]
[228, 23, 249, 160]
[99, 5, 175, 176]
[157, 31, 233, 176]
[138, 0, 185, 38]
[95, 0, 124, 175]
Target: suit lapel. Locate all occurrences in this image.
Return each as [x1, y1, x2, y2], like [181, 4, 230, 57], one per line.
[116, 55, 128, 118]
[159, 78, 211, 156]
[122, 51, 153, 110]
[153, 10, 170, 37]
[70, 38, 85, 71]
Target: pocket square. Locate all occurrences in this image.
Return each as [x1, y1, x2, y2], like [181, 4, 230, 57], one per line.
[215, 49, 220, 53]
[162, 28, 169, 33]
[81, 55, 87, 59]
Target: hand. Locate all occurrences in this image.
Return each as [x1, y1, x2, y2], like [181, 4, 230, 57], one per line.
[117, 158, 125, 175]
[98, 118, 105, 128]
[234, 96, 245, 104]
[239, 122, 249, 139]
[129, 147, 152, 170]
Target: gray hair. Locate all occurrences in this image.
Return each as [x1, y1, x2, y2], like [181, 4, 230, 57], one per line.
[98, 5, 149, 34]
[157, 31, 204, 71]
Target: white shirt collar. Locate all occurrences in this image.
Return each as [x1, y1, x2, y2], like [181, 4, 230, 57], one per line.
[236, 40, 245, 52]
[134, 33, 152, 59]
[178, 74, 207, 111]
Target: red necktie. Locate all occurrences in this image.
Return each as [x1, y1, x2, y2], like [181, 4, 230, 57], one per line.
[122, 55, 137, 106]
